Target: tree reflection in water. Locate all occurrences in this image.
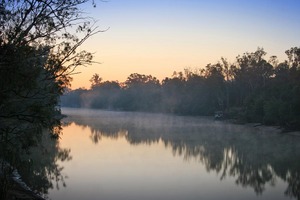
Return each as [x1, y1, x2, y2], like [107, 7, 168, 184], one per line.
[0, 127, 72, 199]
[63, 109, 300, 200]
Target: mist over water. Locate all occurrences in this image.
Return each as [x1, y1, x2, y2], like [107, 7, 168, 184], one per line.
[49, 108, 300, 200]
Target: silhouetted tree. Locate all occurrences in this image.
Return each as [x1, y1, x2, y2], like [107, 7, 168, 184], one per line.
[118, 73, 161, 111]
[90, 73, 103, 89]
[90, 81, 121, 109]
[161, 72, 186, 113]
[0, 0, 98, 198]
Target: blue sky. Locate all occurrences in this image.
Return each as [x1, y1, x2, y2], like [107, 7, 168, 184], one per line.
[73, 0, 300, 89]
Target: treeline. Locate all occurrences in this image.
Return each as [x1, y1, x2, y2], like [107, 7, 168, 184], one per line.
[61, 47, 300, 130]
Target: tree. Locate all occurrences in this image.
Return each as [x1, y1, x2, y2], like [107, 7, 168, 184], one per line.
[266, 47, 300, 128]
[124, 73, 160, 88]
[161, 74, 186, 113]
[90, 73, 103, 89]
[119, 73, 161, 111]
[0, 0, 99, 136]
[201, 63, 225, 113]
[234, 48, 272, 93]
[285, 47, 300, 68]
[90, 81, 121, 109]
[0, 0, 99, 197]
[60, 88, 88, 108]
[219, 57, 235, 109]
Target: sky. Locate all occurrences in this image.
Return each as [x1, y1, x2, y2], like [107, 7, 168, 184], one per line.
[71, 0, 300, 89]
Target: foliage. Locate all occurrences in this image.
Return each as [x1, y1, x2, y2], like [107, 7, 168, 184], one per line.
[90, 73, 103, 89]
[0, 0, 97, 198]
[62, 47, 300, 130]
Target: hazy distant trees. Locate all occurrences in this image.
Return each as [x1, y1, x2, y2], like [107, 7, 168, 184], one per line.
[90, 80, 121, 109]
[118, 73, 161, 111]
[61, 47, 300, 130]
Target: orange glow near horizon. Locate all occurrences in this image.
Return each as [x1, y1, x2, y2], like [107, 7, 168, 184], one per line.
[68, 0, 300, 90]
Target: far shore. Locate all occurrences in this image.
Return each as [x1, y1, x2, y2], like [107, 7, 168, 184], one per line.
[234, 121, 300, 136]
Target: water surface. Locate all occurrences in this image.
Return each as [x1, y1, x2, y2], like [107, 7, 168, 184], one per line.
[49, 108, 300, 200]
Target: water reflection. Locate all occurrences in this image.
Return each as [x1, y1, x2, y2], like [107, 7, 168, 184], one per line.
[0, 129, 72, 199]
[21, 132, 72, 196]
[63, 108, 300, 200]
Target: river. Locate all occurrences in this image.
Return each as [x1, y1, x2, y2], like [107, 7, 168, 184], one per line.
[47, 108, 300, 200]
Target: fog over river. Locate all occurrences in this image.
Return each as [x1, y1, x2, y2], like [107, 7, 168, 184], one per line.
[48, 108, 300, 200]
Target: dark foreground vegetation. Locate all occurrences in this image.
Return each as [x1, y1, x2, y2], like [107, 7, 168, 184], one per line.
[0, 0, 96, 199]
[62, 47, 300, 130]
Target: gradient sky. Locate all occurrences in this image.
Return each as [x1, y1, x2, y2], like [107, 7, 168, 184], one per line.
[71, 0, 300, 89]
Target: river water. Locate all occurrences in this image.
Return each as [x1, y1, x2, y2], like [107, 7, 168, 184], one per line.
[47, 108, 300, 200]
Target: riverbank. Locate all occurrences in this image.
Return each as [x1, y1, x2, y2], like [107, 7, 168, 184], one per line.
[1, 177, 45, 200]
[238, 122, 300, 136]
[221, 114, 300, 136]
[0, 161, 45, 200]
[4, 180, 45, 200]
